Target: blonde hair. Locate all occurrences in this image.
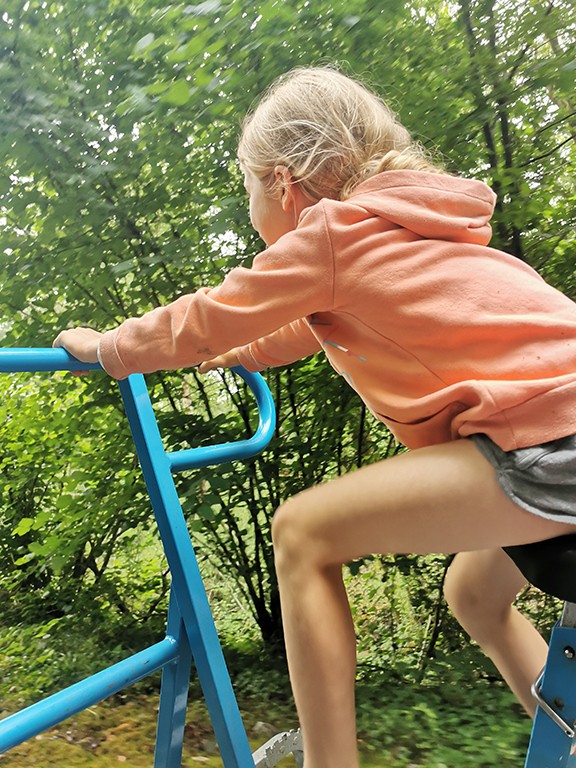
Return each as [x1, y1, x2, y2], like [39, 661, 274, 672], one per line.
[238, 66, 446, 202]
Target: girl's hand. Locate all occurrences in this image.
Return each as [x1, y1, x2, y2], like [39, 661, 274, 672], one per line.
[198, 350, 241, 373]
[53, 327, 102, 364]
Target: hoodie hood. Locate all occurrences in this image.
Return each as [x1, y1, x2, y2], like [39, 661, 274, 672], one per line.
[348, 170, 497, 246]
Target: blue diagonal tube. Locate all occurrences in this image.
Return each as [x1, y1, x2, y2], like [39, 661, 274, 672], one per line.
[0, 637, 179, 753]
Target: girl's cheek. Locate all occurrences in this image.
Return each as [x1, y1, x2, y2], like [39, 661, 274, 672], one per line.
[248, 200, 257, 231]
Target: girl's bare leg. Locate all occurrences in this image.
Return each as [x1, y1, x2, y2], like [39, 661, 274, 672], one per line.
[444, 549, 546, 716]
[272, 439, 575, 768]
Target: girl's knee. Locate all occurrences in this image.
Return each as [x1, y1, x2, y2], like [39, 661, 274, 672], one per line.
[443, 553, 516, 633]
[271, 493, 335, 574]
[443, 560, 483, 619]
[271, 495, 308, 569]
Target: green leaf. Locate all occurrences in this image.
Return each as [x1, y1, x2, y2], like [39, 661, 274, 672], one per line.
[197, 503, 215, 520]
[133, 33, 155, 54]
[13, 518, 34, 536]
[161, 79, 192, 106]
[185, 1, 222, 16]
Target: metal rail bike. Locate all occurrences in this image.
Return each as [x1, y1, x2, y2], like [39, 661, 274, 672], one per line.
[0, 348, 302, 767]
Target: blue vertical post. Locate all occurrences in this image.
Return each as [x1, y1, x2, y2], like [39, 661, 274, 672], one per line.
[118, 375, 255, 768]
[154, 589, 193, 768]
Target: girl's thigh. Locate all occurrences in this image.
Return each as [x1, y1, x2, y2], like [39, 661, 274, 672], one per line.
[275, 439, 576, 567]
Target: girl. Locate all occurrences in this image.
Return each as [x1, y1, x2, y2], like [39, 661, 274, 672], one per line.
[54, 67, 576, 768]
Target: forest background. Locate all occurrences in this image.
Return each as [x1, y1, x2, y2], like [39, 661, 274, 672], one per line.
[0, 0, 575, 765]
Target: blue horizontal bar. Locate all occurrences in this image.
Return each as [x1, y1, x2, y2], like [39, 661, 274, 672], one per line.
[0, 636, 179, 753]
[0, 348, 101, 373]
[167, 367, 276, 472]
[168, 436, 269, 472]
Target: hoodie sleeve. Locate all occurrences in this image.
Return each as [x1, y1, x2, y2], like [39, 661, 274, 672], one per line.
[98, 202, 334, 379]
[235, 318, 322, 371]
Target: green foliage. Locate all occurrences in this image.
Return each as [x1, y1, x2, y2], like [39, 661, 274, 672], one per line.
[2, 4, 574, 766]
[0, 634, 533, 767]
[355, 675, 531, 767]
[0, 371, 167, 631]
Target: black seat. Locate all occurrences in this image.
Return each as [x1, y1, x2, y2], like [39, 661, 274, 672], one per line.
[504, 533, 576, 603]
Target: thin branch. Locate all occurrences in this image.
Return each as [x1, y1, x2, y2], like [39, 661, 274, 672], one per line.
[521, 135, 575, 166]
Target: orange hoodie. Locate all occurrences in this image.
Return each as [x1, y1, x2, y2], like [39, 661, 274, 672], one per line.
[99, 171, 576, 451]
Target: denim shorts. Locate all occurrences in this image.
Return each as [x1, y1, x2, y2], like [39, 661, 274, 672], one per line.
[471, 433, 576, 524]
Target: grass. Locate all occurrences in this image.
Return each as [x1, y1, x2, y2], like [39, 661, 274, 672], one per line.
[0, 559, 544, 767]
[0, 693, 299, 768]
[0, 663, 532, 767]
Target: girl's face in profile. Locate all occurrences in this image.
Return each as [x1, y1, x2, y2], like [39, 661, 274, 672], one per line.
[243, 167, 313, 247]
[243, 170, 290, 246]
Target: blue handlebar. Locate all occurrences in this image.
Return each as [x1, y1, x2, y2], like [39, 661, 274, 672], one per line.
[0, 349, 276, 470]
[168, 366, 275, 472]
[0, 347, 101, 373]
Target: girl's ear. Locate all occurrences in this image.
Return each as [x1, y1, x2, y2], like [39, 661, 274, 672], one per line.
[273, 165, 296, 212]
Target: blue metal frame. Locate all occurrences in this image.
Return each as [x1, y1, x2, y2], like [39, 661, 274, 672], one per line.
[0, 349, 276, 768]
[525, 617, 576, 767]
